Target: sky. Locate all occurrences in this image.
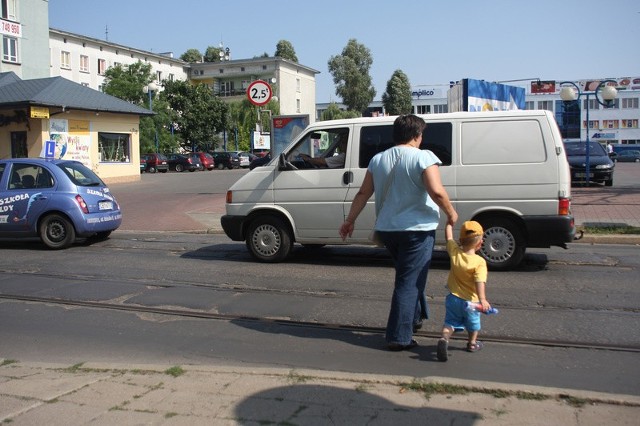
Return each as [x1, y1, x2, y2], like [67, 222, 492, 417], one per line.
[49, 0, 640, 103]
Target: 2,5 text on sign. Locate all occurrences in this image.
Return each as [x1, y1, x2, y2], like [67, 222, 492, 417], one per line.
[0, 19, 21, 38]
[247, 80, 272, 107]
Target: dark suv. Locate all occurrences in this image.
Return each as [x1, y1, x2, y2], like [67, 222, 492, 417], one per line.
[211, 152, 240, 169]
[143, 153, 169, 173]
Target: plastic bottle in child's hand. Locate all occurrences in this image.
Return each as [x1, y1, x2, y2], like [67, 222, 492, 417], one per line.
[465, 301, 499, 315]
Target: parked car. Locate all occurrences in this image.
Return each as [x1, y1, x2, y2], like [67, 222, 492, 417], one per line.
[613, 150, 640, 163]
[0, 158, 122, 249]
[211, 152, 240, 169]
[239, 151, 257, 167]
[192, 152, 215, 170]
[143, 153, 169, 173]
[564, 140, 615, 186]
[249, 151, 272, 170]
[166, 153, 201, 172]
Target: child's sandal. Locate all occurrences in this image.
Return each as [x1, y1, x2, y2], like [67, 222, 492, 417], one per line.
[467, 341, 483, 352]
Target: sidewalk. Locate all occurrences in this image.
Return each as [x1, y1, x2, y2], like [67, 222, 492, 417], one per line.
[1, 361, 638, 425]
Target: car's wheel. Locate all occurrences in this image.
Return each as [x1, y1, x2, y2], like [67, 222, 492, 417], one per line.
[605, 179, 613, 187]
[635, 159, 639, 163]
[477, 216, 525, 271]
[218, 163, 225, 170]
[148, 166, 156, 173]
[175, 164, 184, 172]
[39, 214, 76, 249]
[246, 216, 293, 262]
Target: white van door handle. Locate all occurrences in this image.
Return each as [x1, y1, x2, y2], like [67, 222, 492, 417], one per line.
[342, 171, 353, 185]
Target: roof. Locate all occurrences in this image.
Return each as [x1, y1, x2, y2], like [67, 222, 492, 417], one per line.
[0, 73, 153, 116]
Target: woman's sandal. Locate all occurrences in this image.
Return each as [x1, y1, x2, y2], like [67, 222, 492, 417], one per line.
[467, 341, 483, 352]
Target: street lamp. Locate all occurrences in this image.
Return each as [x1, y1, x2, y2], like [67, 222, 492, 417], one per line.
[559, 79, 618, 186]
[143, 82, 159, 153]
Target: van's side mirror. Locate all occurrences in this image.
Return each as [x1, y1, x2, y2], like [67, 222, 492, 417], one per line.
[278, 153, 298, 171]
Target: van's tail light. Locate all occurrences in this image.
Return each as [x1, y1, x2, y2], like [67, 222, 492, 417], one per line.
[558, 197, 571, 216]
[75, 195, 89, 214]
[226, 190, 233, 204]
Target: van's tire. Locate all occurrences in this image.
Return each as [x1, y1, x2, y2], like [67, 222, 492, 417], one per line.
[477, 217, 525, 271]
[175, 164, 184, 172]
[246, 216, 293, 262]
[39, 214, 76, 249]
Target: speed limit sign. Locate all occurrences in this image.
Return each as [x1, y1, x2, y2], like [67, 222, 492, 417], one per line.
[247, 80, 272, 106]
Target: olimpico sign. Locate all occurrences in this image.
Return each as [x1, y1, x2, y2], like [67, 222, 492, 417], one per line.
[411, 88, 442, 98]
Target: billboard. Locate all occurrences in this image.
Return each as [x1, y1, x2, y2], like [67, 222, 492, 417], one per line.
[448, 78, 526, 112]
[271, 114, 309, 157]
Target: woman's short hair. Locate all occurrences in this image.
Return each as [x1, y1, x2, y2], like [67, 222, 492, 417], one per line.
[393, 114, 426, 144]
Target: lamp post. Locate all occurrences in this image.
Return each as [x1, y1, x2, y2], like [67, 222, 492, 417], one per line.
[258, 96, 278, 155]
[559, 80, 618, 186]
[143, 81, 159, 153]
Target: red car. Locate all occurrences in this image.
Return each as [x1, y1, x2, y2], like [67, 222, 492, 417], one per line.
[193, 152, 215, 170]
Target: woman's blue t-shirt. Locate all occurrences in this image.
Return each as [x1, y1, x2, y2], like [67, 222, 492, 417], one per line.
[368, 146, 442, 231]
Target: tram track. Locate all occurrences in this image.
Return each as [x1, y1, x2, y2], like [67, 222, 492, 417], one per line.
[1, 292, 638, 353]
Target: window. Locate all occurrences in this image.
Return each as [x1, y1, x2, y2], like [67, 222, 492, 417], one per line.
[358, 122, 452, 168]
[537, 100, 553, 111]
[416, 105, 431, 114]
[60, 51, 71, 69]
[286, 128, 350, 169]
[168, 73, 174, 81]
[2, 0, 16, 20]
[296, 78, 301, 92]
[2, 35, 17, 62]
[98, 132, 131, 162]
[98, 58, 106, 74]
[622, 98, 639, 109]
[603, 120, 619, 129]
[462, 120, 545, 165]
[524, 101, 535, 110]
[584, 120, 598, 129]
[220, 81, 234, 96]
[80, 55, 89, 72]
[433, 104, 448, 114]
[621, 119, 638, 129]
[296, 99, 300, 113]
[156, 70, 162, 82]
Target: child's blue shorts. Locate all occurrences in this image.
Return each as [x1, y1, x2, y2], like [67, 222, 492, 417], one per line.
[444, 293, 481, 332]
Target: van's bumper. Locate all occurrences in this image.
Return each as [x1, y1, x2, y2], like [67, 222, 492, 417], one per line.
[523, 215, 575, 248]
[220, 215, 245, 241]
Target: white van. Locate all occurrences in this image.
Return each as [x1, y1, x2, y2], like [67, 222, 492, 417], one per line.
[221, 110, 575, 270]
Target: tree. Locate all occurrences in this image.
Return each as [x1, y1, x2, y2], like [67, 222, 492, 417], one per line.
[180, 48, 202, 63]
[320, 102, 360, 121]
[382, 70, 413, 115]
[102, 61, 153, 104]
[226, 98, 280, 152]
[327, 39, 376, 115]
[161, 80, 229, 152]
[274, 40, 298, 62]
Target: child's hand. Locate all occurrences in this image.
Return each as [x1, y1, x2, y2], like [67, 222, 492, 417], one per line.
[480, 299, 491, 312]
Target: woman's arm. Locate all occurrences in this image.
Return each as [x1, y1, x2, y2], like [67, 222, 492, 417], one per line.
[423, 165, 458, 225]
[339, 171, 374, 240]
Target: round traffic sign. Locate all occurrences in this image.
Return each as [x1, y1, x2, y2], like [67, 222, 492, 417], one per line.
[247, 80, 272, 106]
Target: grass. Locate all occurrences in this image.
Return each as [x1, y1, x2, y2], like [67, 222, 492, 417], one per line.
[580, 225, 640, 235]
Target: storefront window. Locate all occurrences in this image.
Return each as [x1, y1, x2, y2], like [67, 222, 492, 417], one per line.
[98, 132, 131, 162]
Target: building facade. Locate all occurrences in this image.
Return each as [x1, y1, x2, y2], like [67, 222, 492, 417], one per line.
[1, 0, 49, 79]
[49, 28, 189, 92]
[316, 78, 640, 147]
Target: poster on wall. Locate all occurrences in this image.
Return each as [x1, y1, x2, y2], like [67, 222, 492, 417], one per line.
[272, 115, 309, 157]
[41, 119, 92, 168]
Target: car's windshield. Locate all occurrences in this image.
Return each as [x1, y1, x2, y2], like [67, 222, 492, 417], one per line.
[564, 142, 607, 156]
[57, 161, 105, 186]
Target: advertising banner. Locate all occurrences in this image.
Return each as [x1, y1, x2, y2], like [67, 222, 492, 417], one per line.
[272, 115, 309, 157]
[41, 118, 92, 168]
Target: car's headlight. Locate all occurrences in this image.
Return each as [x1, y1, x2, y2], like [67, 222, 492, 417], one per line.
[595, 164, 613, 169]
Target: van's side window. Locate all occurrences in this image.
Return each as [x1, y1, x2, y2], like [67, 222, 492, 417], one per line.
[286, 128, 349, 169]
[359, 122, 453, 168]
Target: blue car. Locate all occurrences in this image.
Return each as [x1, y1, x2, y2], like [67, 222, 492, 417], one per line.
[0, 158, 122, 249]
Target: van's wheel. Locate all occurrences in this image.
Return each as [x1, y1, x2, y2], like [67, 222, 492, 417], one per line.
[477, 217, 525, 271]
[246, 216, 293, 262]
[39, 214, 76, 249]
[175, 164, 184, 172]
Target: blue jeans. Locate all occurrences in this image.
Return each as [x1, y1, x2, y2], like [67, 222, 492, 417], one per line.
[379, 230, 435, 345]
